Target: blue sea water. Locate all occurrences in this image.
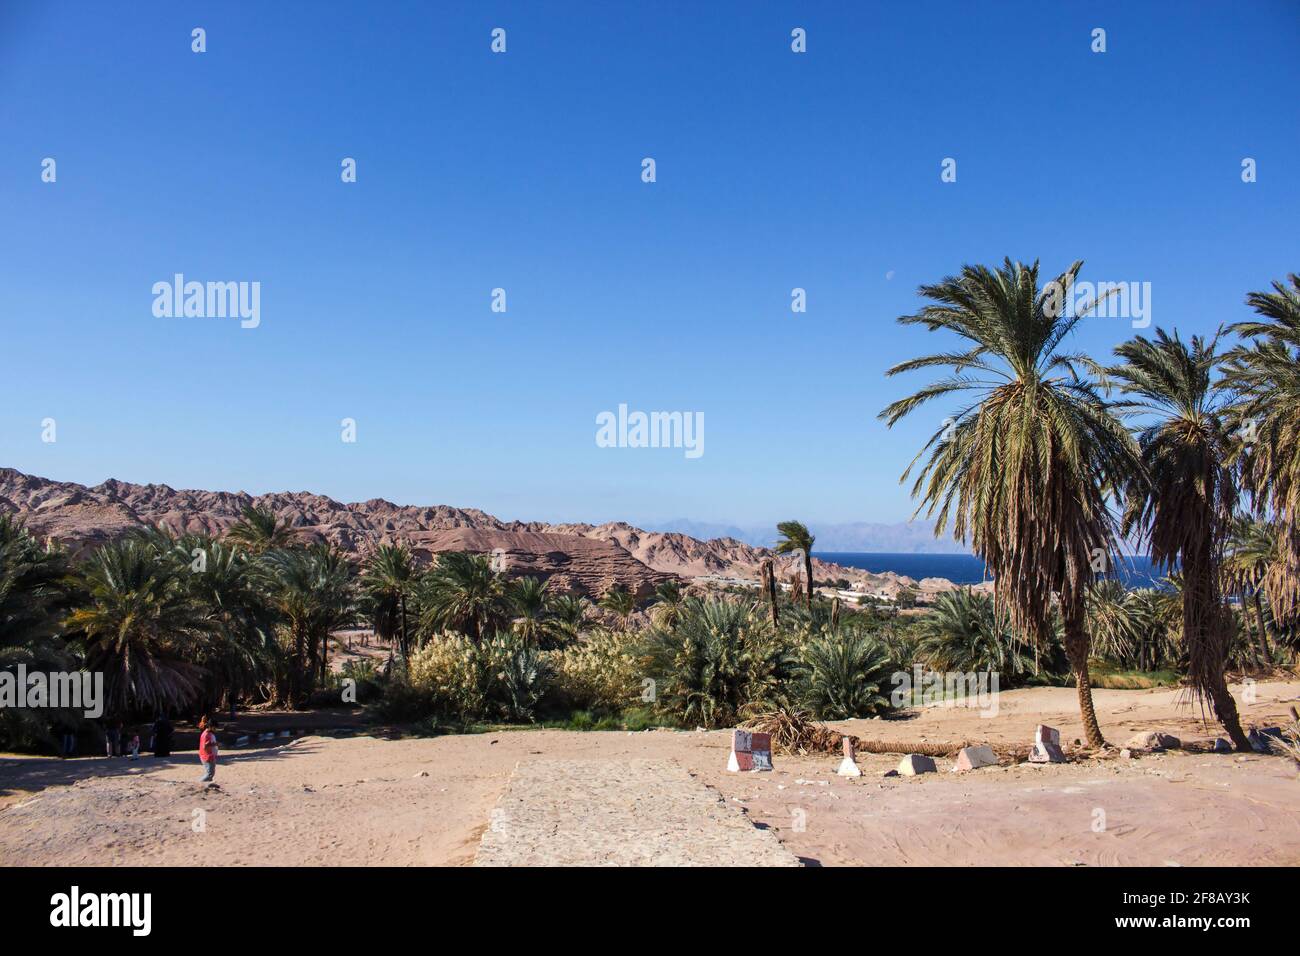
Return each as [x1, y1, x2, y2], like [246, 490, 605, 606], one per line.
[815, 552, 1166, 588]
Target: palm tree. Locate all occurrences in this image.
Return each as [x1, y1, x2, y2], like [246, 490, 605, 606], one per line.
[650, 579, 685, 627]
[879, 259, 1139, 747]
[259, 544, 355, 702]
[67, 538, 211, 715]
[774, 521, 815, 610]
[1085, 580, 1179, 672]
[170, 532, 277, 715]
[417, 551, 509, 643]
[507, 575, 553, 646]
[915, 588, 1032, 680]
[1223, 273, 1300, 623]
[0, 517, 78, 748]
[548, 593, 592, 644]
[1102, 328, 1251, 748]
[361, 543, 417, 659]
[1224, 517, 1280, 665]
[599, 586, 637, 628]
[797, 625, 894, 719]
[642, 597, 785, 727]
[759, 557, 779, 627]
[225, 504, 297, 554]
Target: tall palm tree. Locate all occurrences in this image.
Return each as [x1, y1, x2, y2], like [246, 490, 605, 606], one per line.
[1223, 273, 1300, 623]
[879, 259, 1139, 747]
[650, 579, 685, 628]
[0, 517, 78, 748]
[417, 551, 509, 643]
[507, 575, 553, 646]
[1224, 517, 1280, 664]
[774, 521, 815, 610]
[225, 504, 297, 554]
[548, 593, 592, 644]
[67, 538, 211, 715]
[759, 557, 779, 627]
[169, 532, 277, 715]
[361, 543, 417, 659]
[259, 544, 354, 702]
[1102, 328, 1251, 748]
[598, 586, 637, 628]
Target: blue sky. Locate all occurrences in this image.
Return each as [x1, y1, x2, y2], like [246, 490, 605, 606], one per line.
[1, 1, 1297, 529]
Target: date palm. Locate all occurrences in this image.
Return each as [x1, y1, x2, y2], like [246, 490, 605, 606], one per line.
[0, 517, 78, 747]
[67, 538, 210, 715]
[774, 521, 815, 610]
[1224, 517, 1280, 664]
[361, 543, 417, 659]
[259, 544, 355, 701]
[507, 575, 553, 647]
[880, 259, 1139, 747]
[548, 593, 592, 644]
[650, 579, 685, 627]
[225, 504, 297, 554]
[599, 586, 637, 627]
[1101, 328, 1250, 748]
[1223, 273, 1300, 623]
[418, 551, 509, 643]
[167, 532, 277, 714]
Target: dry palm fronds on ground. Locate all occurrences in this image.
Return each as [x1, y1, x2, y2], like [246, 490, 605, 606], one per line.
[742, 708, 969, 758]
[1268, 706, 1300, 770]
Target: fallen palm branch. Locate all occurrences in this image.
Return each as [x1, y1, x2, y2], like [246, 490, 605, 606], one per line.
[742, 708, 970, 758]
[1268, 706, 1300, 771]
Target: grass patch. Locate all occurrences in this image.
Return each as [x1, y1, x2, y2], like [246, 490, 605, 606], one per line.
[1089, 661, 1182, 689]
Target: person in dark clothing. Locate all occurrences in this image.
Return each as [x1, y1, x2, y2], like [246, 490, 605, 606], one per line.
[105, 721, 120, 758]
[151, 714, 173, 757]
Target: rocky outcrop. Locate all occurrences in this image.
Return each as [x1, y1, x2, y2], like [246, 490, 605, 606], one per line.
[0, 467, 965, 601]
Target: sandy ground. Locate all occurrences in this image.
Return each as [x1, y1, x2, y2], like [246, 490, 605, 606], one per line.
[1, 681, 1297, 867]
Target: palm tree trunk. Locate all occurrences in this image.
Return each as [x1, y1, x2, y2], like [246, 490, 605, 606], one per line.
[1252, 589, 1274, 665]
[400, 591, 409, 658]
[803, 553, 814, 610]
[760, 559, 779, 628]
[1061, 597, 1106, 748]
[1238, 589, 1261, 669]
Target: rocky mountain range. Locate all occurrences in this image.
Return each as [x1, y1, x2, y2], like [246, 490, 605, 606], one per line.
[0, 468, 963, 601]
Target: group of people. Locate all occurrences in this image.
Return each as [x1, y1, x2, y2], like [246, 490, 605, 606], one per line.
[60, 713, 219, 783]
[98, 715, 174, 760]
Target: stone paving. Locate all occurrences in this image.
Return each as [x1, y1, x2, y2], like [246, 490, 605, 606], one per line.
[474, 758, 801, 867]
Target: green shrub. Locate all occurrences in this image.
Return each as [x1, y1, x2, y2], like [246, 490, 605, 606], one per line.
[550, 628, 642, 712]
[405, 631, 552, 723]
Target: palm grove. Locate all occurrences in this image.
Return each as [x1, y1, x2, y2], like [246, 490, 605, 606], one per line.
[1, 267, 1296, 753]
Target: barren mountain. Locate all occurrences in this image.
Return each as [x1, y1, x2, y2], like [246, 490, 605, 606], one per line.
[0, 468, 958, 601]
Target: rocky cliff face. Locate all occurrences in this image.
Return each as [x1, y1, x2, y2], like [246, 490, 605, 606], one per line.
[0, 468, 960, 601]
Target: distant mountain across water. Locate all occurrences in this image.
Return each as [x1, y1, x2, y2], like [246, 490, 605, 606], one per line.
[648, 519, 959, 553]
[818, 552, 1167, 588]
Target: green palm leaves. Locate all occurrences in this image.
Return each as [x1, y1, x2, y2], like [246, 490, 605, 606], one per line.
[881, 259, 1139, 747]
[1102, 328, 1250, 747]
[1224, 274, 1300, 621]
[774, 521, 816, 610]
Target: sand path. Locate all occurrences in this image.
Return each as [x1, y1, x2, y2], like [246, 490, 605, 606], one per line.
[474, 758, 799, 866]
[1, 681, 1297, 867]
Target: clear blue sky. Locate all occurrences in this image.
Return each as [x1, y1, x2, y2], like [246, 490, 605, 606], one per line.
[2, 1, 1297, 528]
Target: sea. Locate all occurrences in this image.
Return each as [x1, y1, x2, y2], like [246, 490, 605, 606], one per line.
[815, 552, 1166, 588]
